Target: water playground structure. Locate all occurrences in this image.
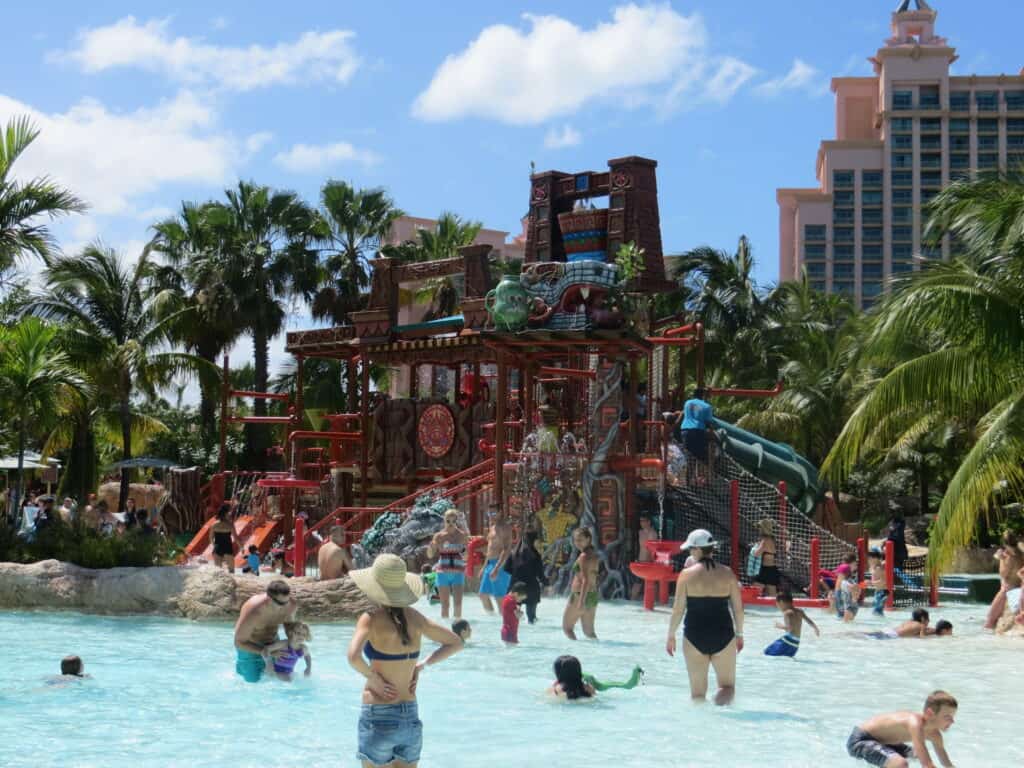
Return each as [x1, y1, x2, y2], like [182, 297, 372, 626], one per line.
[184, 155, 937, 609]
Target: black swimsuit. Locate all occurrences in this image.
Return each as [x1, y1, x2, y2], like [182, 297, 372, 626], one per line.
[212, 530, 233, 556]
[684, 596, 735, 656]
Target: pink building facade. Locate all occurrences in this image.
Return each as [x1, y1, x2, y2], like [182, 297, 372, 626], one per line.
[778, 1, 1024, 308]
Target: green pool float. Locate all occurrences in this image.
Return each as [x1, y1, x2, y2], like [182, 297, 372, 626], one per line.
[583, 665, 645, 691]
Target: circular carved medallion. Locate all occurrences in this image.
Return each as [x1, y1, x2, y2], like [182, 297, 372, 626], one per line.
[418, 404, 455, 459]
[532, 185, 549, 201]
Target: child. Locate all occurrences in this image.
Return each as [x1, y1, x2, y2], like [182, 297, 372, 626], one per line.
[452, 619, 472, 642]
[765, 591, 820, 657]
[501, 582, 529, 644]
[421, 564, 439, 604]
[271, 549, 293, 578]
[868, 548, 886, 616]
[930, 620, 954, 636]
[846, 690, 957, 767]
[262, 622, 312, 682]
[245, 545, 261, 576]
[833, 563, 860, 622]
[549, 655, 595, 700]
[60, 655, 89, 678]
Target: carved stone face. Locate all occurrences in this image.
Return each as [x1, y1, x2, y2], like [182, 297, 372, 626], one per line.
[486, 277, 529, 330]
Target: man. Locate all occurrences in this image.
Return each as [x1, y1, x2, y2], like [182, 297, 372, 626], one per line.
[234, 580, 297, 683]
[671, 387, 714, 483]
[317, 525, 354, 580]
[478, 508, 513, 613]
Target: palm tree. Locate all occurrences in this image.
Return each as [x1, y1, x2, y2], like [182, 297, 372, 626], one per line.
[0, 116, 86, 278]
[0, 317, 89, 518]
[149, 201, 242, 446]
[212, 182, 322, 466]
[29, 245, 204, 509]
[407, 212, 482, 320]
[311, 181, 404, 326]
[824, 169, 1024, 570]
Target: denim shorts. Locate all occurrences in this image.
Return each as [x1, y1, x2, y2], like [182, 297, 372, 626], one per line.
[357, 702, 422, 766]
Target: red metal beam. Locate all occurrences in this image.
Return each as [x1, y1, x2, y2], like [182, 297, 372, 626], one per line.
[228, 415, 293, 425]
[229, 389, 291, 401]
[537, 366, 596, 380]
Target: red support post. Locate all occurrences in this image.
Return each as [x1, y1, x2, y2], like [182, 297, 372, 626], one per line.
[294, 517, 306, 577]
[857, 537, 868, 584]
[885, 539, 896, 610]
[730, 480, 740, 578]
[809, 537, 820, 599]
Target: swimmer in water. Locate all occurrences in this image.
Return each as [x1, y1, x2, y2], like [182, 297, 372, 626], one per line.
[263, 622, 312, 681]
[549, 655, 595, 700]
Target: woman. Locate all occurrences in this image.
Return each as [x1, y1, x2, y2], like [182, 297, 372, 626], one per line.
[426, 508, 468, 620]
[549, 655, 595, 700]
[347, 553, 463, 768]
[985, 531, 1024, 630]
[122, 498, 138, 529]
[562, 527, 600, 640]
[751, 518, 779, 597]
[506, 530, 547, 624]
[96, 500, 118, 537]
[210, 503, 242, 573]
[666, 528, 744, 705]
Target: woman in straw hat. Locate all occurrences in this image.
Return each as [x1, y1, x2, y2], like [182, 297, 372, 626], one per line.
[665, 529, 744, 706]
[347, 553, 464, 768]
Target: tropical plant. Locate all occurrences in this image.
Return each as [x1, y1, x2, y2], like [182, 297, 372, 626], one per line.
[406, 212, 482, 321]
[29, 245, 205, 509]
[0, 116, 86, 279]
[0, 317, 89, 516]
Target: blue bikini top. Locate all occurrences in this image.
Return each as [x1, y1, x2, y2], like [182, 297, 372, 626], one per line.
[363, 640, 420, 662]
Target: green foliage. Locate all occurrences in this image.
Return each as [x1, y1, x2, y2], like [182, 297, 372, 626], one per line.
[0, 518, 176, 569]
[614, 241, 646, 283]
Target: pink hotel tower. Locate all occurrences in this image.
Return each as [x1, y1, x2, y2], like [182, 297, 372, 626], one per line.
[777, 0, 1024, 308]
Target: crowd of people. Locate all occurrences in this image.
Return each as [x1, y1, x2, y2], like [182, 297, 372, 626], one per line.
[7, 489, 166, 540]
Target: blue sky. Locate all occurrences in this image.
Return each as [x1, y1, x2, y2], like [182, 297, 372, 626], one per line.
[2, 1, 1022, 387]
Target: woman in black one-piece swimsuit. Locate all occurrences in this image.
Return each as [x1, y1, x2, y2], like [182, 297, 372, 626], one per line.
[210, 503, 240, 573]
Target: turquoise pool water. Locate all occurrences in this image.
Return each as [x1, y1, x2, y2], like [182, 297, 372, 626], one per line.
[0, 599, 1018, 767]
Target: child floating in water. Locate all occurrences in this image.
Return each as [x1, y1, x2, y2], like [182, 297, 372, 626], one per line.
[501, 582, 529, 644]
[451, 619, 472, 642]
[549, 655, 595, 700]
[263, 622, 312, 681]
[765, 591, 819, 658]
[846, 690, 957, 767]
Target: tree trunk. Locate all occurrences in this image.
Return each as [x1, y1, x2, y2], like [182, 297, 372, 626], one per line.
[197, 346, 218, 452]
[58, 414, 98, 502]
[919, 465, 929, 517]
[119, 395, 132, 512]
[246, 317, 270, 470]
[14, 422, 26, 525]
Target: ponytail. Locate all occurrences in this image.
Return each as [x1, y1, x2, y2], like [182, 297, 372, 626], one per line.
[387, 606, 411, 646]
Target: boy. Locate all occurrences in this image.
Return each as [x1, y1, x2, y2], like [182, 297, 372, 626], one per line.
[501, 582, 529, 644]
[452, 619, 472, 642]
[245, 545, 261, 576]
[765, 591, 820, 657]
[48, 655, 91, 685]
[867, 608, 930, 639]
[929, 620, 954, 637]
[834, 563, 860, 622]
[847, 690, 957, 768]
[421, 564, 439, 604]
[868, 548, 887, 616]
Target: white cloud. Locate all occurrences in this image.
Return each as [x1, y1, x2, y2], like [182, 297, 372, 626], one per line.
[245, 131, 274, 154]
[211, 16, 229, 31]
[59, 16, 361, 91]
[755, 59, 822, 97]
[273, 141, 380, 173]
[135, 206, 175, 222]
[543, 124, 581, 149]
[0, 90, 260, 215]
[412, 4, 754, 125]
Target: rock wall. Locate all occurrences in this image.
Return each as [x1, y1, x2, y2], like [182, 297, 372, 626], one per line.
[0, 560, 373, 621]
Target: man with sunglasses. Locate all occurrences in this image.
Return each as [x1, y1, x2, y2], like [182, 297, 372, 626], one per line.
[234, 580, 297, 682]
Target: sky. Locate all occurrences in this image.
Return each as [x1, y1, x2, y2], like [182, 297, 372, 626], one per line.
[2, 0, 1022, 397]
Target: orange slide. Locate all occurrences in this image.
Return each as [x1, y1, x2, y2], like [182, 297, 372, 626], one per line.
[184, 515, 282, 567]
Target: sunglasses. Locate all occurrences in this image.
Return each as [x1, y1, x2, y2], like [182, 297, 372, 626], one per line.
[269, 592, 290, 604]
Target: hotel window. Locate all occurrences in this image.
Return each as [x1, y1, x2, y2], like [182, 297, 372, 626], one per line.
[834, 229, 854, 244]
[893, 263, 914, 274]
[863, 244, 883, 260]
[892, 134, 912, 149]
[804, 243, 826, 259]
[977, 118, 998, 134]
[833, 170, 854, 188]
[890, 117, 913, 132]
[950, 91, 970, 111]
[951, 169, 971, 181]
[833, 209, 854, 224]
[919, 86, 940, 110]
[805, 263, 826, 278]
[1006, 91, 1024, 111]
[862, 190, 883, 205]
[863, 228, 882, 242]
[920, 135, 941, 150]
[920, 171, 941, 187]
[862, 208, 882, 224]
[891, 152, 912, 169]
[978, 153, 999, 170]
[920, 153, 941, 169]
[862, 283, 883, 299]
[949, 134, 970, 151]
[976, 91, 998, 112]
[811, 280, 826, 292]
[834, 281, 855, 295]
[834, 190, 854, 206]
[893, 207, 912, 224]
[834, 245, 854, 259]
[950, 153, 969, 170]
[978, 135, 998, 150]
[920, 189, 939, 205]
[1008, 119, 1024, 132]
[1008, 135, 1024, 149]
[949, 118, 970, 133]
[921, 244, 942, 259]
[920, 117, 941, 132]
[834, 263, 854, 279]
[892, 90, 913, 111]
[893, 243, 913, 259]
[892, 225, 913, 241]
[891, 170, 913, 187]
[804, 224, 826, 241]
[862, 170, 883, 187]
[892, 189, 913, 204]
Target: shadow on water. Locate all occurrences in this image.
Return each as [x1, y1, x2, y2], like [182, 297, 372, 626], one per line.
[721, 709, 815, 724]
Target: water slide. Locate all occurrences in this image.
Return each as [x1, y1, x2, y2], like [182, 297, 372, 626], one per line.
[184, 515, 282, 567]
[710, 417, 822, 516]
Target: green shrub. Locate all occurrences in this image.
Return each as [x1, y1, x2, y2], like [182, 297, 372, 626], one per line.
[1, 518, 173, 569]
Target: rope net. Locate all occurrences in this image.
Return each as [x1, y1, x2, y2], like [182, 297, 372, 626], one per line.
[892, 554, 929, 607]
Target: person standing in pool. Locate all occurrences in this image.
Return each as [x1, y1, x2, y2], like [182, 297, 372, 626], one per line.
[505, 530, 546, 624]
[478, 507, 513, 613]
[210, 503, 241, 573]
[234, 580, 296, 683]
[318, 525, 355, 581]
[427, 508, 468, 620]
[347, 553, 463, 768]
[751, 518, 780, 597]
[765, 591, 819, 658]
[563, 527, 600, 640]
[665, 529, 744, 705]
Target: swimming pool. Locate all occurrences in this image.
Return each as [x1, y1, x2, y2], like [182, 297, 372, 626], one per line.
[0, 598, 1018, 767]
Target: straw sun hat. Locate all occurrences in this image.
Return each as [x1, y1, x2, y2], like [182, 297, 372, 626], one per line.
[350, 553, 424, 607]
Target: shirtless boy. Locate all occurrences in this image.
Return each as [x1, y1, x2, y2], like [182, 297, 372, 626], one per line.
[764, 591, 819, 657]
[234, 580, 298, 683]
[317, 526, 354, 581]
[479, 508, 513, 613]
[846, 690, 957, 768]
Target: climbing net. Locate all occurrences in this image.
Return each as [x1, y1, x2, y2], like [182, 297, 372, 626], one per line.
[892, 554, 929, 607]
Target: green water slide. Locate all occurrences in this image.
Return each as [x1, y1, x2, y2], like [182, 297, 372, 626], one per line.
[710, 418, 822, 516]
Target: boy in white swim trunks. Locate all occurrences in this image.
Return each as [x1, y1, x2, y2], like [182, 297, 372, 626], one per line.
[846, 690, 956, 767]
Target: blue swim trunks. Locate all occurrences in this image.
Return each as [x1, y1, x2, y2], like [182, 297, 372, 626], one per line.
[479, 559, 511, 597]
[235, 649, 264, 683]
[357, 702, 422, 766]
[435, 570, 465, 588]
[764, 633, 800, 657]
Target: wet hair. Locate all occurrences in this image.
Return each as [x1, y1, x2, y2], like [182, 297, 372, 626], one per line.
[925, 690, 957, 713]
[934, 620, 953, 635]
[387, 606, 411, 646]
[912, 608, 930, 623]
[284, 621, 311, 642]
[775, 591, 794, 605]
[451, 619, 471, 637]
[510, 581, 529, 596]
[267, 579, 291, 598]
[61, 655, 83, 676]
[553, 655, 591, 700]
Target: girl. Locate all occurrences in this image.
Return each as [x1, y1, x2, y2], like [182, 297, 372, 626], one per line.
[263, 622, 312, 681]
[426, 508, 468, 620]
[550, 655, 595, 700]
[562, 527, 600, 640]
